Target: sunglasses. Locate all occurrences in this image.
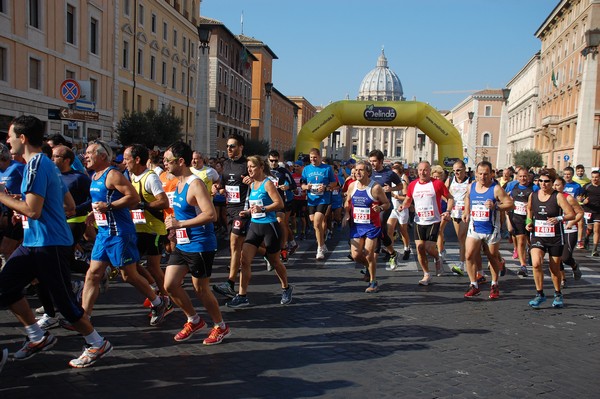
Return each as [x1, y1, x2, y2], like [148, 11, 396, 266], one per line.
[268, 159, 279, 163]
[226, 144, 237, 149]
[453, 169, 463, 172]
[538, 179, 552, 183]
[163, 157, 180, 164]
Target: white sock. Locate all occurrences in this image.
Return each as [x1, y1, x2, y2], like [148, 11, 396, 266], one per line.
[84, 330, 104, 347]
[188, 314, 200, 324]
[151, 296, 162, 307]
[25, 323, 45, 342]
[471, 282, 479, 288]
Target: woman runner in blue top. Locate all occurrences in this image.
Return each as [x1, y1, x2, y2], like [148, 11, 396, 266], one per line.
[226, 156, 293, 309]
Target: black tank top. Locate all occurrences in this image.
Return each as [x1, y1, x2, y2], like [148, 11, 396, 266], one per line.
[531, 190, 563, 246]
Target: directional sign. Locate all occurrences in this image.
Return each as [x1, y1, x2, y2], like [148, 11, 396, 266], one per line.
[59, 107, 99, 122]
[75, 99, 96, 111]
[48, 109, 62, 120]
[60, 79, 81, 104]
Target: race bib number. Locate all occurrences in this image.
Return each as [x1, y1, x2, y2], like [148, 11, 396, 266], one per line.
[451, 200, 465, 219]
[93, 211, 108, 227]
[249, 199, 265, 218]
[131, 209, 147, 224]
[226, 185, 241, 203]
[166, 191, 175, 208]
[584, 212, 592, 221]
[416, 205, 435, 221]
[534, 220, 555, 237]
[175, 228, 190, 244]
[471, 204, 490, 222]
[514, 201, 527, 216]
[21, 215, 29, 229]
[353, 207, 371, 224]
[310, 183, 324, 196]
[268, 176, 279, 188]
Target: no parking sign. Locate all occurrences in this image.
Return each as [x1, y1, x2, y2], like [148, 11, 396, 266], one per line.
[60, 79, 81, 104]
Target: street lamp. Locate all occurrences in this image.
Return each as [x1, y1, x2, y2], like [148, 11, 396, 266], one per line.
[195, 23, 212, 154]
[197, 24, 212, 54]
[501, 88, 511, 103]
[468, 111, 474, 122]
[264, 82, 273, 145]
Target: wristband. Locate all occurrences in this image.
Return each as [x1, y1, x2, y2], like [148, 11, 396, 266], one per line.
[556, 215, 564, 222]
[525, 217, 533, 225]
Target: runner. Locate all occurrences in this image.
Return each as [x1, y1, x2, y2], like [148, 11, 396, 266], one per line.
[386, 163, 411, 271]
[462, 161, 514, 299]
[447, 160, 471, 275]
[526, 170, 575, 309]
[0, 116, 111, 368]
[344, 160, 390, 292]
[582, 170, 600, 256]
[162, 142, 230, 344]
[397, 161, 454, 285]
[226, 156, 293, 308]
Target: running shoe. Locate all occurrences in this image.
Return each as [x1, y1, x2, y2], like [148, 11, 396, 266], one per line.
[464, 285, 481, 298]
[316, 247, 325, 260]
[35, 306, 47, 315]
[418, 274, 432, 286]
[150, 296, 169, 326]
[321, 245, 329, 254]
[288, 242, 299, 255]
[14, 331, 57, 360]
[552, 293, 564, 308]
[476, 273, 487, 284]
[402, 248, 411, 261]
[68, 339, 113, 368]
[109, 266, 119, 280]
[265, 256, 274, 272]
[174, 319, 206, 342]
[213, 282, 236, 299]
[385, 251, 400, 271]
[440, 249, 447, 258]
[281, 285, 294, 305]
[489, 284, 500, 300]
[576, 240, 584, 249]
[573, 264, 583, 280]
[347, 253, 353, 261]
[203, 325, 230, 345]
[36, 314, 59, 330]
[528, 294, 547, 309]
[592, 251, 599, 257]
[435, 257, 443, 276]
[512, 248, 518, 259]
[365, 281, 379, 293]
[226, 295, 249, 309]
[518, 266, 528, 278]
[499, 258, 506, 277]
[280, 249, 288, 263]
[0, 348, 7, 374]
[451, 262, 465, 276]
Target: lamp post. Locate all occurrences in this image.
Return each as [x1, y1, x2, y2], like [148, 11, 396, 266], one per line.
[194, 23, 212, 154]
[264, 82, 273, 146]
[467, 111, 475, 169]
[497, 88, 511, 169]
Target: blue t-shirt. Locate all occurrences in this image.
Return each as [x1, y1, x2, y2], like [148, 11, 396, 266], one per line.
[21, 153, 73, 247]
[0, 160, 24, 195]
[301, 163, 336, 206]
[564, 181, 583, 198]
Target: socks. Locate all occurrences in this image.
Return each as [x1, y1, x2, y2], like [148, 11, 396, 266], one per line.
[84, 329, 104, 347]
[25, 323, 45, 342]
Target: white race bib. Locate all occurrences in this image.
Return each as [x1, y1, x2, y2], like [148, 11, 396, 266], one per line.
[534, 220, 555, 237]
[310, 183, 324, 196]
[416, 205, 434, 221]
[166, 191, 175, 208]
[175, 228, 190, 244]
[353, 207, 371, 224]
[471, 204, 490, 222]
[21, 215, 29, 229]
[131, 209, 147, 224]
[249, 199, 265, 218]
[514, 201, 527, 216]
[451, 200, 465, 219]
[93, 210, 108, 227]
[226, 185, 241, 203]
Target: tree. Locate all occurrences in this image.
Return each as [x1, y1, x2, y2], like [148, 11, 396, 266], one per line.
[243, 138, 270, 157]
[513, 149, 543, 171]
[116, 108, 182, 149]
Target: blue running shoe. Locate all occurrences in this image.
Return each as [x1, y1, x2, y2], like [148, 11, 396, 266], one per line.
[552, 293, 564, 308]
[528, 294, 547, 309]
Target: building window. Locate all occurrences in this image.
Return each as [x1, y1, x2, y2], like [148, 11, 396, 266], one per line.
[90, 77, 97, 102]
[171, 67, 176, 89]
[136, 48, 143, 75]
[90, 18, 98, 55]
[151, 13, 156, 33]
[66, 4, 75, 44]
[122, 41, 129, 69]
[189, 76, 194, 97]
[138, 3, 144, 26]
[161, 61, 167, 85]
[173, 29, 178, 47]
[163, 21, 168, 41]
[29, 0, 41, 29]
[150, 55, 156, 80]
[0, 0, 6, 14]
[66, 70, 75, 79]
[483, 133, 491, 146]
[150, 99, 154, 109]
[484, 105, 492, 116]
[136, 95, 142, 112]
[0, 47, 7, 82]
[29, 57, 41, 90]
[183, 37, 187, 54]
[123, 0, 130, 16]
[181, 71, 186, 94]
[122, 90, 128, 112]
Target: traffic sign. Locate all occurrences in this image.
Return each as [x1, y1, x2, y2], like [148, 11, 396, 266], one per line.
[68, 121, 78, 130]
[463, 157, 469, 163]
[60, 79, 81, 104]
[75, 99, 96, 111]
[48, 109, 62, 120]
[564, 154, 570, 162]
[59, 107, 99, 122]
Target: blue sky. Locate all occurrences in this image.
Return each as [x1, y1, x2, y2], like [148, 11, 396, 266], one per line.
[202, 0, 558, 111]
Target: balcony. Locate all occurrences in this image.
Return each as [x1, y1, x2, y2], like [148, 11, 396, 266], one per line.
[541, 115, 559, 126]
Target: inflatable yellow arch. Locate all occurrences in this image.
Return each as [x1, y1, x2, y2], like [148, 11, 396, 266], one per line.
[295, 100, 463, 166]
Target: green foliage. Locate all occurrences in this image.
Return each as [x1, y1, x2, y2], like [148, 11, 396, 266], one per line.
[243, 138, 270, 157]
[513, 149, 544, 170]
[116, 108, 182, 149]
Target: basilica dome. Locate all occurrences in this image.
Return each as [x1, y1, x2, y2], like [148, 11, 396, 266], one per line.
[357, 49, 404, 101]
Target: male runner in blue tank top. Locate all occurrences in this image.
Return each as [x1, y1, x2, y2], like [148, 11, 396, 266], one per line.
[0, 116, 111, 369]
[462, 161, 514, 299]
[162, 142, 230, 344]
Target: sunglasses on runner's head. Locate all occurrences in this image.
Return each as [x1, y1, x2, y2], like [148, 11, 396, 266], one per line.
[90, 140, 111, 156]
[538, 179, 552, 183]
